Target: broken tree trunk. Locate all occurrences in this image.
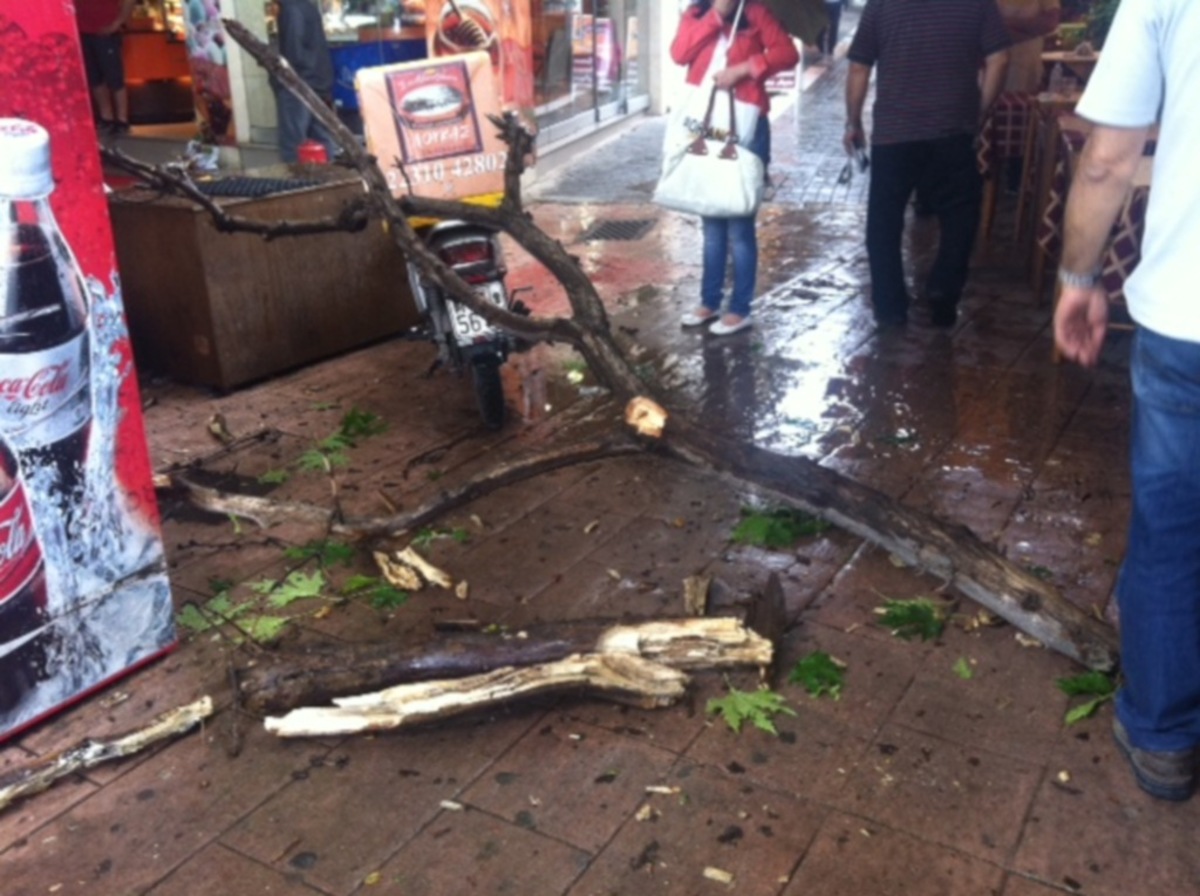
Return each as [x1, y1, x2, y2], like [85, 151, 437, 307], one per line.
[264, 654, 690, 737]
[172, 21, 1118, 673]
[238, 615, 774, 715]
[0, 697, 213, 813]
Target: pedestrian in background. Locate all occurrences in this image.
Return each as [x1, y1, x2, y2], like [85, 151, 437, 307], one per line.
[820, 0, 846, 58]
[1054, 0, 1200, 803]
[844, 0, 1010, 329]
[273, 0, 337, 163]
[671, 0, 798, 337]
[75, 0, 137, 135]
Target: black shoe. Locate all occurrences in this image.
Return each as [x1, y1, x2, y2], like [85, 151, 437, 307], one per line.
[1113, 717, 1195, 802]
[111, 120, 131, 135]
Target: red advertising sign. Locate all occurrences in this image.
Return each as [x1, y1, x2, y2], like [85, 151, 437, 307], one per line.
[0, 8, 176, 740]
[385, 60, 484, 164]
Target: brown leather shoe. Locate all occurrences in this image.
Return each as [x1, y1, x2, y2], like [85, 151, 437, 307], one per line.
[1112, 717, 1195, 802]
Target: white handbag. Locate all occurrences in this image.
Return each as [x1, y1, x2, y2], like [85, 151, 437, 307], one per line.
[654, 0, 764, 218]
[653, 89, 765, 218]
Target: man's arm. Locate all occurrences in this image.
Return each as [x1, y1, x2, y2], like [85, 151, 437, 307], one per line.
[1003, 3, 1061, 41]
[1053, 123, 1148, 366]
[979, 49, 1009, 118]
[843, 61, 871, 153]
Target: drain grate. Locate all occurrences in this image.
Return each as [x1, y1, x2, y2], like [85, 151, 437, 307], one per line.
[578, 218, 655, 243]
[194, 176, 322, 199]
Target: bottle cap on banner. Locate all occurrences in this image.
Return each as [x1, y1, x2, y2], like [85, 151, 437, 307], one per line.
[0, 118, 54, 199]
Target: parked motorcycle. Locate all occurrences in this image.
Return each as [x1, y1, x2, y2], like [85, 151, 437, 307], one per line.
[405, 218, 527, 429]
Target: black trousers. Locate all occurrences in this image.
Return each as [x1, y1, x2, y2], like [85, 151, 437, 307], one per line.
[865, 134, 982, 322]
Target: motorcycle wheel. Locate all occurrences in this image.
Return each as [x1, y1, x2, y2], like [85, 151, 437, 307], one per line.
[470, 356, 506, 430]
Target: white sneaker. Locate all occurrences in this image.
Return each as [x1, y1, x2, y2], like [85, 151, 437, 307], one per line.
[681, 308, 717, 327]
[710, 316, 752, 336]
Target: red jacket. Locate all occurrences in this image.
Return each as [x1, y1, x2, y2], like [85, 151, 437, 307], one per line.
[670, 3, 800, 115]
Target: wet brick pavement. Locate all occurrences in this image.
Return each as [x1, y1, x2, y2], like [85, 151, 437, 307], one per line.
[4, 30, 1200, 896]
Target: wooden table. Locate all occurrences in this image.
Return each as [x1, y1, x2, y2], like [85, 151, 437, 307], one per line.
[1041, 50, 1101, 87]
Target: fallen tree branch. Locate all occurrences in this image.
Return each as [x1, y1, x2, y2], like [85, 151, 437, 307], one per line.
[103, 146, 372, 240]
[0, 697, 214, 813]
[238, 613, 774, 714]
[264, 654, 689, 737]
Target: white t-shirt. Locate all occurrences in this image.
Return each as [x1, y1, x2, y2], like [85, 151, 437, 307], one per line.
[1076, 0, 1200, 342]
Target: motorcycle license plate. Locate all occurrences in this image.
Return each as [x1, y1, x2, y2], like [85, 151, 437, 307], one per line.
[448, 281, 506, 342]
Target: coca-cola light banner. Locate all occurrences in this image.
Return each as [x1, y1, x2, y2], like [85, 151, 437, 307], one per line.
[0, 7, 175, 740]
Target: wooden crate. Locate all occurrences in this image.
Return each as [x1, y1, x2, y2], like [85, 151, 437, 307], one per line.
[108, 168, 419, 390]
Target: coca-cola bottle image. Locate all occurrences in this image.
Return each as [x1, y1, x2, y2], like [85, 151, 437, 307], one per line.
[0, 118, 91, 505]
[0, 437, 51, 713]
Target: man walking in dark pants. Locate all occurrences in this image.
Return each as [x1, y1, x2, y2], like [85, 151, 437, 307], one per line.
[844, 1, 1010, 328]
[273, 0, 336, 163]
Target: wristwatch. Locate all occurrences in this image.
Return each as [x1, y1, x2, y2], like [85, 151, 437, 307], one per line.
[1057, 267, 1100, 289]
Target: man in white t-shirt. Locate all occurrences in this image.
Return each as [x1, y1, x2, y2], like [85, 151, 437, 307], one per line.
[1055, 0, 1200, 802]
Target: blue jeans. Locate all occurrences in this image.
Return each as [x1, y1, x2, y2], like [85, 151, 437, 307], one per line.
[700, 115, 769, 319]
[1116, 326, 1200, 752]
[276, 87, 337, 163]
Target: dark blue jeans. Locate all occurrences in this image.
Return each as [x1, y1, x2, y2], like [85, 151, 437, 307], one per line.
[700, 115, 770, 319]
[865, 134, 982, 322]
[1116, 326, 1200, 752]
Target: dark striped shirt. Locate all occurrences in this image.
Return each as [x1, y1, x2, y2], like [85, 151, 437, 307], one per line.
[848, 0, 1011, 145]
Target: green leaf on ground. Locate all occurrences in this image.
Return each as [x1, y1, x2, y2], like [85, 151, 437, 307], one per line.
[284, 539, 356, 568]
[249, 570, 327, 607]
[341, 574, 380, 595]
[788, 651, 846, 700]
[258, 468, 290, 485]
[731, 506, 831, 550]
[953, 657, 974, 680]
[340, 574, 409, 610]
[176, 604, 212, 634]
[706, 685, 796, 735]
[411, 526, 470, 548]
[338, 407, 387, 442]
[241, 615, 290, 644]
[1057, 670, 1117, 725]
[874, 597, 946, 641]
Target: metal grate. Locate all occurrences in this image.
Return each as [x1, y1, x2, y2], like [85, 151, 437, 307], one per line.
[578, 218, 655, 243]
[194, 176, 322, 199]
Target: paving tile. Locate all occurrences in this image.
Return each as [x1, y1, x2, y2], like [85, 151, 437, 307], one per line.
[839, 722, 1042, 863]
[460, 719, 679, 854]
[776, 620, 922, 739]
[369, 804, 591, 896]
[144, 841, 325, 895]
[225, 713, 538, 895]
[1012, 713, 1200, 896]
[686, 696, 871, 808]
[781, 812, 1006, 896]
[0, 721, 317, 896]
[567, 761, 828, 896]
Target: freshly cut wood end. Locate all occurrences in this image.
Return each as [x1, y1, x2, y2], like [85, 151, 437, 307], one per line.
[624, 396, 667, 439]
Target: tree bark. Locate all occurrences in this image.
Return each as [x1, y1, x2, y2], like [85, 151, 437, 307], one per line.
[264, 654, 691, 737]
[238, 615, 773, 715]
[0, 698, 213, 813]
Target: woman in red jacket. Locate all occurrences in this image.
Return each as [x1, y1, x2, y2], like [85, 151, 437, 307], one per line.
[671, 0, 798, 336]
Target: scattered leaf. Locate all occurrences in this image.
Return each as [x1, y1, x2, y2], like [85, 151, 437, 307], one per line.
[242, 615, 289, 644]
[363, 871, 382, 886]
[706, 684, 796, 735]
[874, 598, 946, 641]
[251, 570, 326, 607]
[788, 651, 846, 700]
[1057, 670, 1117, 725]
[338, 407, 387, 442]
[284, 539, 356, 568]
[258, 468, 290, 485]
[952, 657, 974, 680]
[455, 580, 470, 600]
[731, 506, 830, 550]
[1014, 632, 1044, 649]
[176, 604, 212, 634]
[583, 520, 601, 534]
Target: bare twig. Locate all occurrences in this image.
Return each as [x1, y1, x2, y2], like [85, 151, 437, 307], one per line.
[103, 146, 373, 240]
